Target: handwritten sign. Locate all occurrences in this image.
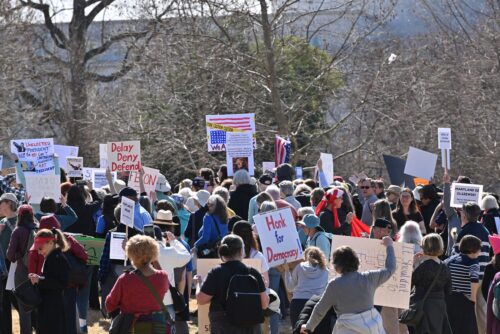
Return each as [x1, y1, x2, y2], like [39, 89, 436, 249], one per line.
[320, 153, 334, 185]
[206, 113, 256, 152]
[330, 235, 413, 309]
[66, 157, 83, 178]
[120, 196, 135, 228]
[253, 207, 303, 267]
[226, 132, 254, 176]
[10, 138, 54, 174]
[128, 166, 159, 195]
[450, 183, 483, 208]
[74, 236, 105, 266]
[197, 259, 261, 334]
[25, 174, 61, 204]
[54, 145, 79, 170]
[438, 128, 452, 150]
[35, 155, 55, 174]
[107, 141, 141, 172]
[404, 147, 437, 181]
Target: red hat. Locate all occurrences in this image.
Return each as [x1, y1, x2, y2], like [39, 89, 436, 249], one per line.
[30, 236, 55, 251]
[315, 187, 345, 229]
[18, 204, 33, 216]
[39, 215, 61, 230]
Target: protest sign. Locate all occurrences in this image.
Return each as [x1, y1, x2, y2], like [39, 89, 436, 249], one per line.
[348, 173, 368, 185]
[438, 128, 452, 149]
[226, 132, 254, 176]
[120, 196, 135, 228]
[450, 183, 483, 208]
[107, 141, 141, 172]
[110, 232, 126, 260]
[25, 174, 61, 204]
[82, 168, 94, 181]
[253, 207, 303, 267]
[128, 166, 159, 195]
[441, 149, 451, 170]
[0, 155, 3, 169]
[93, 169, 116, 189]
[295, 167, 303, 179]
[10, 138, 54, 174]
[66, 157, 83, 178]
[320, 153, 334, 185]
[403, 147, 437, 181]
[54, 145, 79, 170]
[206, 113, 256, 152]
[74, 236, 105, 266]
[383, 155, 415, 188]
[330, 235, 413, 309]
[262, 161, 275, 174]
[197, 259, 261, 334]
[99, 144, 108, 169]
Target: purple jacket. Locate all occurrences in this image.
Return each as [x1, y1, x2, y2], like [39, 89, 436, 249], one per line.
[487, 272, 500, 334]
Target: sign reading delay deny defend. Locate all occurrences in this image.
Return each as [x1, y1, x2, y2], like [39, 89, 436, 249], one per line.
[107, 141, 141, 172]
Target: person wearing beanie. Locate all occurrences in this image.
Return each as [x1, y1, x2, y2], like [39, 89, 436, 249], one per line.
[481, 195, 500, 235]
[185, 190, 210, 247]
[316, 188, 352, 236]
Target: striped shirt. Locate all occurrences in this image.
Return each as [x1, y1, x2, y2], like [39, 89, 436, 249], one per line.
[453, 221, 491, 280]
[445, 254, 479, 298]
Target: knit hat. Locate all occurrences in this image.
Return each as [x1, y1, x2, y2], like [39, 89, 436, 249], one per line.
[18, 204, 33, 216]
[0, 193, 18, 205]
[39, 215, 61, 230]
[156, 174, 171, 193]
[489, 235, 500, 255]
[315, 187, 344, 229]
[193, 190, 210, 207]
[481, 195, 499, 211]
[192, 177, 206, 189]
[185, 197, 198, 213]
[119, 187, 138, 198]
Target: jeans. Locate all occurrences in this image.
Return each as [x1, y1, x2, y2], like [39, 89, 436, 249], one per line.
[15, 296, 32, 334]
[76, 268, 93, 321]
[64, 287, 78, 334]
[166, 305, 176, 334]
[268, 268, 281, 334]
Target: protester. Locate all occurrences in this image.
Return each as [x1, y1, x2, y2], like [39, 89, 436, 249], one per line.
[298, 214, 331, 261]
[481, 195, 500, 235]
[399, 221, 423, 254]
[486, 272, 500, 334]
[95, 194, 120, 238]
[217, 165, 228, 185]
[118, 186, 153, 232]
[316, 187, 352, 235]
[185, 189, 210, 247]
[374, 180, 386, 199]
[28, 228, 70, 334]
[294, 184, 312, 208]
[213, 186, 236, 218]
[228, 170, 258, 220]
[301, 236, 395, 334]
[284, 247, 329, 329]
[193, 195, 229, 257]
[385, 185, 401, 210]
[410, 233, 452, 334]
[359, 178, 379, 226]
[392, 188, 425, 233]
[37, 195, 78, 231]
[248, 174, 273, 224]
[265, 185, 298, 219]
[106, 235, 171, 332]
[371, 199, 398, 239]
[171, 194, 191, 238]
[418, 185, 441, 234]
[482, 235, 500, 308]
[280, 181, 301, 210]
[442, 169, 462, 256]
[309, 188, 324, 210]
[195, 234, 269, 333]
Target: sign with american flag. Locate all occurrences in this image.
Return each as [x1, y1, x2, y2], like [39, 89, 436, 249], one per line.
[275, 135, 291, 166]
[206, 113, 256, 152]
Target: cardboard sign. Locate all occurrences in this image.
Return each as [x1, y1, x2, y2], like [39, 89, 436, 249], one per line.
[253, 207, 303, 267]
[66, 157, 83, 178]
[403, 147, 437, 181]
[25, 174, 61, 204]
[54, 145, 79, 170]
[262, 161, 275, 174]
[206, 113, 256, 152]
[330, 235, 414, 309]
[226, 132, 254, 176]
[320, 153, 334, 185]
[295, 167, 303, 180]
[128, 166, 159, 195]
[110, 232, 126, 260]
[120, 196, 135, 228]
[10, 138, 54, 174]
[450, 183, 483, 208]
[107, 141, 141, 172]
[74, 236, 105, 266]
[99, 144, 108, 169]
[197, 259, 261, 334]
[438, 128, 452, 150]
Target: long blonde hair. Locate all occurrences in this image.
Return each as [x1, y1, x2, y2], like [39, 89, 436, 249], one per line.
[304, 246, 327, 270]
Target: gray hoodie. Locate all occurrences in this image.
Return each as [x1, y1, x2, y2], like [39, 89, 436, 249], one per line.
[285, 261, 329, 300]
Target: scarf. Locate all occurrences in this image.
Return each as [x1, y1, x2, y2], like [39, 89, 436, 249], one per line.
[315, 188, 344, 229]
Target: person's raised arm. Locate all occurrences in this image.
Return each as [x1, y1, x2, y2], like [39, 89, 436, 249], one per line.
[429, 202, 444, 230]
[138, 167, 146, 196]
[442, 169, 455, 218]
[106, 168, 117, 195]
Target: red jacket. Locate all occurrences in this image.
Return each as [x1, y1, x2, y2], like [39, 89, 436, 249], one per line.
[29, 234, 88, 280]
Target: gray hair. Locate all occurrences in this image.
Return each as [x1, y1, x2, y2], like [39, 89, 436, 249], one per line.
[213, 186, 230, 203]
[294, 184, 312, 196]
[233, 170, 251, 186]
[298, 207, 315, 217]
[260, 201, 277, 213]
[462, 202, 481, 222]
[399, 221, 422, 246]
[265, 185, 281, 201]
[279, 181, 295, 197]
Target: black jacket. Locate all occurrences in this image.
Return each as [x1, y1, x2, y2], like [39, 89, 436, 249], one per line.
[228, 184, 257, 220]
[483, 208, 500, 235]
[186, 206, 208, 248]
[65, 190, 102, 236]
[293, 295, 335, 334]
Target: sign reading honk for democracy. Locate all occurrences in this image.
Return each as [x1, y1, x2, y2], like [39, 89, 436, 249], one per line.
[107, 141, 141, 172]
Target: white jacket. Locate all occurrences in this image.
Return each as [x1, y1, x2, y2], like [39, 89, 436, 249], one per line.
[157, 239, 191, 305]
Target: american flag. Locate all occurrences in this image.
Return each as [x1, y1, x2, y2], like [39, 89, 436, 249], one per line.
[275, 135, 291, 166]
[206, 115, 253, 131]
[209, 130, 226, 145]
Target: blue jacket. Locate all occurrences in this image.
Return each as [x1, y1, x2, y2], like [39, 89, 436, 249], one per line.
[194, 214, 228, 248]
[35, 206, 78, 231]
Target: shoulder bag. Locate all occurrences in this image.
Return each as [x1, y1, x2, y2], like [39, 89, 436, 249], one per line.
[197, 215, 222, 259]
[399, 262, 443, 326]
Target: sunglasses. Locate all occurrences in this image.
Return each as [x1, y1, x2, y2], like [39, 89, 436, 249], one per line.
[360, 186, 371, 189]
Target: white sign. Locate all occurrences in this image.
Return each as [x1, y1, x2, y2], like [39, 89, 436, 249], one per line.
[25, 174, 61, 204]
[94, 169, 116, 189]
[54, 145, 79, 170]
[110, 232, 127, 260]
[226, 132, 254, 176]
[330, 235, 414, 309]
[262, 161, 275, 174]
[253, 207, 303, 267]
[206, 113, 256, 152]
[66, 157, 83, 178]
[0, 155, 3, 169]
[120, 196, 135, 228]
[320, 153, 334, 185]
[128, 166, 160, 195]
[6, 262, 17, 291]
[10, 138, 54, 174]
[99, 144, 108, 169]
[197, 259, 262, 334]
[295, 167, 303, 179]
[82, 167, 94, 181]
[403, 147, 438, 180]
[107, 141, 141, 172]
[349, 173, 368, 185]
[438, 128, 452, 150]
[441, 149, 451, 170]
[450, 183, 483, 208]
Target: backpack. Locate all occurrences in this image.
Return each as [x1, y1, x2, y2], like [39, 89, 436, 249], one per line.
[65, 252, 89, 286]
[22, 228, 36, 268]
[493, 279, 500, 320]
[225, 268, 264, 327]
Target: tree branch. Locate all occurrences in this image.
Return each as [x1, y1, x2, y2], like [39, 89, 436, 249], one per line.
[84, 30, 149, 63]
[86, 0, 115, 27]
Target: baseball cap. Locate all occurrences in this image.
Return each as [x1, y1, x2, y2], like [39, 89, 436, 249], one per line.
[119, 187, 138, 198]
[39, 215, 61, 230]
[192, 177, 205, 189]
[258, 174, 273, 186]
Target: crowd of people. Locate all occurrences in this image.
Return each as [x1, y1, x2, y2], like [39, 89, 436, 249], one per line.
[0, 154, 499, 334]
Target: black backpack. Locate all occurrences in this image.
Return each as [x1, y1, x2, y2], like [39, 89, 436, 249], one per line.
[225, 268, 264, 327]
